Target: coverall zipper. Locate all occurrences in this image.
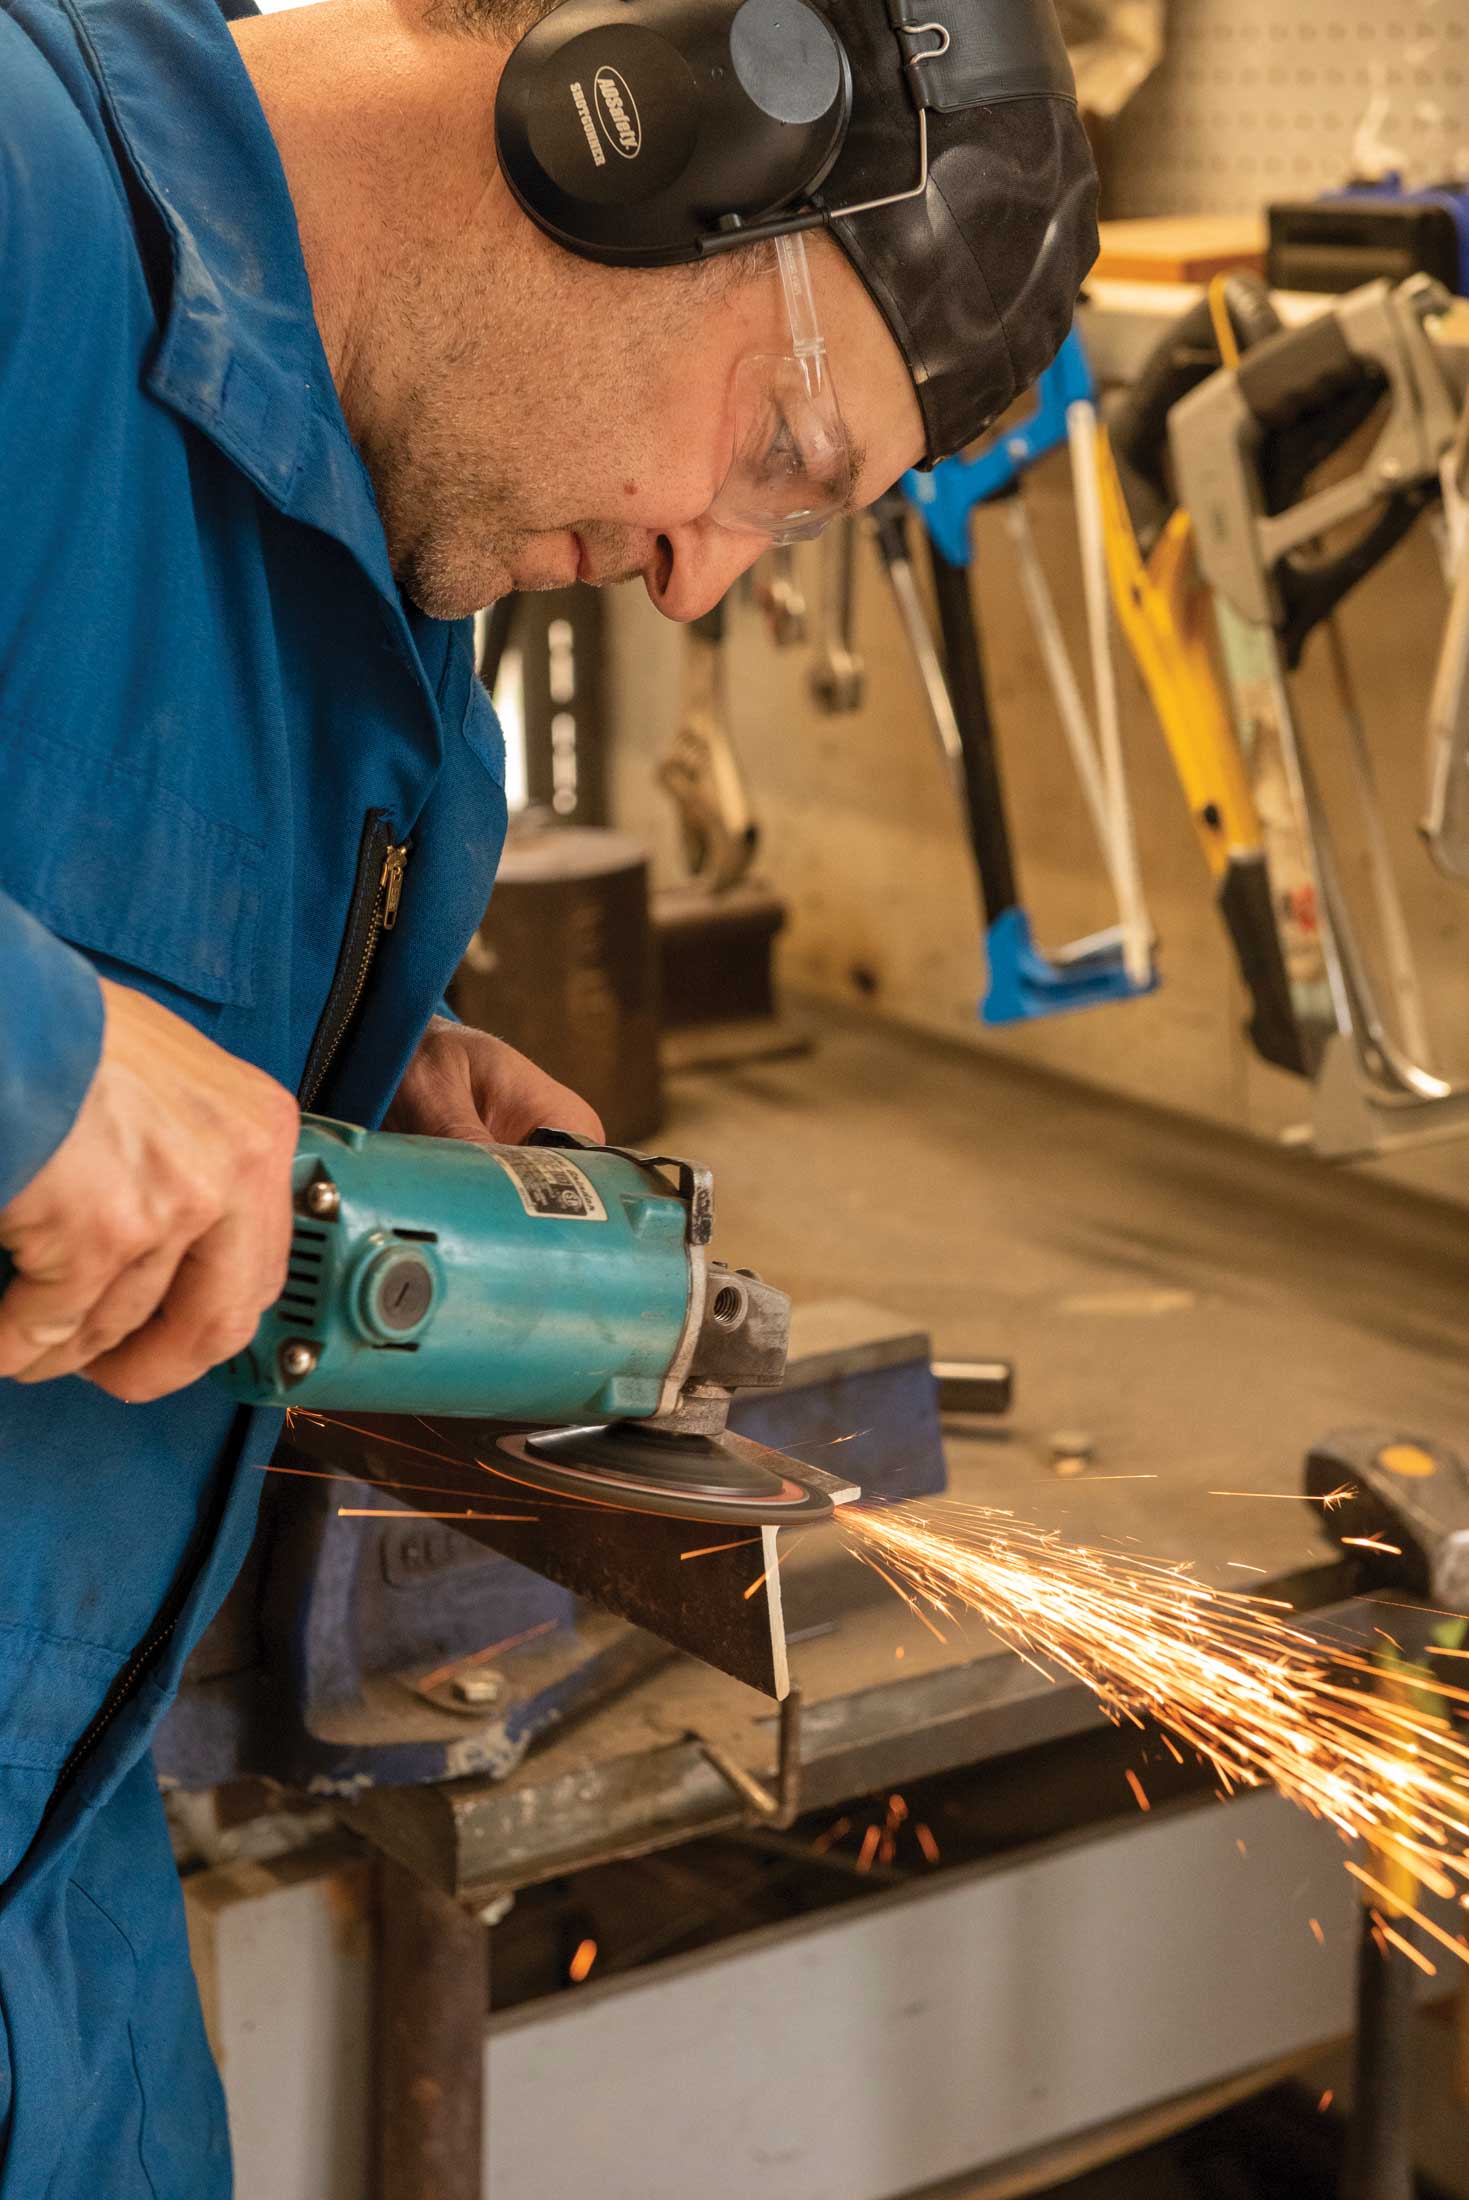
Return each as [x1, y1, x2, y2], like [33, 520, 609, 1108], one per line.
[299, 810, 410, 1110]
[50, 813, 410, 1805]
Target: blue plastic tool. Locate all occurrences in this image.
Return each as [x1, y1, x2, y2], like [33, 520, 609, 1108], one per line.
[902, 325, 1096, 568]
[980, 908, 1156, 1026]
[890, 327, 1156, 1027]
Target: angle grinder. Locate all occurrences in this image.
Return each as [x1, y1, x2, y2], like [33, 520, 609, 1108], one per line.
[219, 1116, 856, 1527]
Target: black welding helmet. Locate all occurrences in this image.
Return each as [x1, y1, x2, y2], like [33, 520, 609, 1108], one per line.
[494, 0, 1099, 462]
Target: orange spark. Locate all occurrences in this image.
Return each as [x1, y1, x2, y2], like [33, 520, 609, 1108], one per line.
[1309, 1918, 1325, 1945]
[1125, 1770, 1151, 1813]
[838, 1498, 1469, 1964]
[1210, 1484, 1354, 1508]
[259, 1460, 533, 1506]
[1373, 1917, 1437, 1977]
[680, 1537, 762, 1561]
[855, 1825, 882, 1874]
[337, 1507, 534, 1521]
[915, 1822, 941, 1866]
[568, 1939, 598, 1983]
[1342, 1538, 1404, 1556]
[417, 1619, 560, 1695]
[1318, 2091, 1334, 2113]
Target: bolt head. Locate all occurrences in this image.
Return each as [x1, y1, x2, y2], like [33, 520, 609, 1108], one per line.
[279, 1339, 319, 1380]
[1049, 1429, 1095, 1476]
[304, 1178, 340, 1220]
[451, 1670, 505, 1708]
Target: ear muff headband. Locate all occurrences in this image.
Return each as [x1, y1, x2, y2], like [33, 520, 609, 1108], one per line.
[493, 0, 854, 267]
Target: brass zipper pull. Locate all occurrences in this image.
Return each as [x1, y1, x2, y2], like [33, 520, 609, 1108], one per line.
[380, 842, 409, 931]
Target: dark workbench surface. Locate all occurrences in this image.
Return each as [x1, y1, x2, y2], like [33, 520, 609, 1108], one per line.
[349, 1002, 1469, 1896]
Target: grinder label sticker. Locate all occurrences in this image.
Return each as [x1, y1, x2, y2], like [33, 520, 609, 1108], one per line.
[495, 1150, 608, 1223]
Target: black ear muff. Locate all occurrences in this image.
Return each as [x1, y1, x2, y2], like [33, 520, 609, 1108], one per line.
[494, 0, 852, 267]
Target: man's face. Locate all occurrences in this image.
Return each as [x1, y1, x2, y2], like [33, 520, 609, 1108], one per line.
[365, 216, 925, 623]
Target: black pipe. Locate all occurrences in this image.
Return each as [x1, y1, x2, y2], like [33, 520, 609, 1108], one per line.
[921, 536, 1020, 926]
[1341, 1904, 1418, 2200]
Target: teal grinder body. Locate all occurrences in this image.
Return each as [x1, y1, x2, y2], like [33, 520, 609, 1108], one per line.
[222, 1117, 706, 1425]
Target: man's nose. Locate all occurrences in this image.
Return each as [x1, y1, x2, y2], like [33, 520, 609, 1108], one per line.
[643, 520, 771, 623]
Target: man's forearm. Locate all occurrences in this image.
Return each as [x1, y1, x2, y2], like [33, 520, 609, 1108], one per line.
[0, 893, 104, 1208]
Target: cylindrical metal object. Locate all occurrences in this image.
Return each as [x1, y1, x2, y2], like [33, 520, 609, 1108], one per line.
[1341, 1904, 1418, 2200]
[932, 1358, 1015, 1417]
[451, 823, 661, 1144]
[374, 1854, 485, 2200]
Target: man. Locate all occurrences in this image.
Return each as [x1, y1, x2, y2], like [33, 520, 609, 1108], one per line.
[0, 0, 1096, 2186]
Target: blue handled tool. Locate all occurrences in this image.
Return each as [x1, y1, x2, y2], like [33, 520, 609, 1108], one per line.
[883, 326, 1157, 1028]
[903, 325, 1097, 567]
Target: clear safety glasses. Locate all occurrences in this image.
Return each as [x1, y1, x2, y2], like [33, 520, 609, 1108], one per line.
[708, 232, 853, 545]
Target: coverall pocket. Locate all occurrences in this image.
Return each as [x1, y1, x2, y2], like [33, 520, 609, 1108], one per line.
[0, 722, 264, 1029]
[0, 1624, 124, 1883]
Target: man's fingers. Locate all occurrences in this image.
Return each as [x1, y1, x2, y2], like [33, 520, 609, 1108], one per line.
[85, 1207, 288, 1404]
[12, 1241, 191, 1385]
[0, 1247, 131, 1379]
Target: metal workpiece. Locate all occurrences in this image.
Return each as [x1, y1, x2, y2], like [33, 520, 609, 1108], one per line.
[344, 1576, 1382, 1906]
[277, 1410, 828, 1699]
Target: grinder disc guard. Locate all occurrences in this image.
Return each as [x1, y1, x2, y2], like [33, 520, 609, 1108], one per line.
[492, 1424, 849, 1524]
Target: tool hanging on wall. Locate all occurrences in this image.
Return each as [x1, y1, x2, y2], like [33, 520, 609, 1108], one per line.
[808, 518, 866, 714]
[1099, 273, 1314, 1076]
[891, 328, 1157, 1024]
[751, 543, 809, 650]
[658, 599, 759, 895]
[1422, 391, 1469, 879]
[654, 596, 804, 1071]
[1171, 274, 1467, 1158]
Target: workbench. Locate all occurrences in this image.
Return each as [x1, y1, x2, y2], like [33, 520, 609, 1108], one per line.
[348, 998, 1469, 1896]
[190, 1001, 1469, 2199]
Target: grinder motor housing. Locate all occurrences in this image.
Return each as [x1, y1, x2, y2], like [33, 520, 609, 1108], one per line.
[221, 1117, 789, 1435]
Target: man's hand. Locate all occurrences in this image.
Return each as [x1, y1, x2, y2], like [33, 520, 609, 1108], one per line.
[0, 980, 299, 1400]
[384, 1020, 604, 1148]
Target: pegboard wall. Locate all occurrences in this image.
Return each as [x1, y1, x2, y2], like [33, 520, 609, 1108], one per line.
[1105, 0, 1469, 218]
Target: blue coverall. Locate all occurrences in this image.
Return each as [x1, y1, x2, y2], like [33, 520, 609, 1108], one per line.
[0, 0, 510, 2186]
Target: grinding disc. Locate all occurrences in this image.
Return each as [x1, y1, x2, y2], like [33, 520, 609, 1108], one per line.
[491, 1423, 852, 1524]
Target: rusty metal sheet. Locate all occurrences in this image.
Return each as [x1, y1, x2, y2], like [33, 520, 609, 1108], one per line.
[277, 1413, 853, 1699]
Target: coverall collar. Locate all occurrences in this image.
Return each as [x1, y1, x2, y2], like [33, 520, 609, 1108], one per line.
[62, 0, 405, 617]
